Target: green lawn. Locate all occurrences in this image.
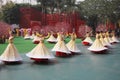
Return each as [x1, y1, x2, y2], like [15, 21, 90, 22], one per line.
[0, 37, 82, 54]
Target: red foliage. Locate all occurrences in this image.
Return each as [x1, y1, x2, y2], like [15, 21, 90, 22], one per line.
[96, 24, 107, 32]
[19, 7, 87, 37]
[77, 25, 92, 38]
[0, 21, 11, 38]
[96, 23, 115, 32]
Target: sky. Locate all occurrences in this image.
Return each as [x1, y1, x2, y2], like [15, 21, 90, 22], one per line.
[76, 0, 85, 2]
[12, 0, 85, 5]
[2, 0, 85, 5]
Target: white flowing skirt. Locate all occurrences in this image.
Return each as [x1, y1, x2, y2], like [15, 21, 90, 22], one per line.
[0, 43, 22, 61]
[112, 36, 119, 43]
[26, 43, 55, 59]
[46, 35, 57, 42]
[83, 37, 93, 44]
[24, 34, 31, 39]
[88, 39, 107, 51]
[52, 40, 71, 54]
[66, 40, 81, 52]
[104, 37, 112, 47]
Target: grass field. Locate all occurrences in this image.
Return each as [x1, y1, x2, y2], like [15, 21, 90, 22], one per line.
[0, 37, 82, 54]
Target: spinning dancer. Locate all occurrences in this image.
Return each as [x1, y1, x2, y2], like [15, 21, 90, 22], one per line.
[82, 32, 93, 46]
[111, 31, 119, 43]
[32, 32, 40, 44]
[88, 32, 108, 53]
[66, 32, 81, 54]
[0, 33, 22, 63]
[52, 32, 71, 57]
[26, 35, 55, 62]
[46, 32, 57, 43]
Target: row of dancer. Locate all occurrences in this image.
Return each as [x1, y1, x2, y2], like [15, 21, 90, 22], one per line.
[0, 30, 119, 64]
[0, 31, 81, 64]
[82, 31, 119, 53]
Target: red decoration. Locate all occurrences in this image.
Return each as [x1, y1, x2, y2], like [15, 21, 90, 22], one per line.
[77, 25, 92, 38]
[96, 23, 115, 32]
[0, 21, 11, 38]
[19, 7, 87, 37]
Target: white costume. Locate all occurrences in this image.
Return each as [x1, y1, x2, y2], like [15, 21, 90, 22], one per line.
[52, 33, 71, 54]
[66, 33, 81, 53]
[82, 32, 93, 45]
[88, 33, 108, 52]
[46, 34, 57, 43]
[0, 36, 22, 62]
[26, 37, 55, 60]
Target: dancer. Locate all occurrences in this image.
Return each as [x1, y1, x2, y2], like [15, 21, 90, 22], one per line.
[56, 32, 65, 42]
[66, 32, 81, 55]
[52, 32, 71, 57]
[26, 35, 55, 62]
[16, 28, 20, 37]
[82, 32, 93, 46]
[0, 33, 22, 63]
[88, 32, 108, 53]
[46, 32, 57, 43]
[99, 31, 109, 47]
[24, 31, 31, 40]
[30, 31, 36, 39]
[105, 31, 113, 44]
[56, 32, 61, 42]
[104, 31, 112, 47]
[111, 30, 119, 43]
[32, 32, 40, 44]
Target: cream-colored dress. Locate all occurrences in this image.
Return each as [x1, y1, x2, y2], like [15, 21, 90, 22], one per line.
[111, 31, 119, 43]
[56, 33, 61, 41]
[104, 33, 112, 47]
[82, 33, 93, 45]
[46, 34, 57, 42]
[99, 33, 108, 46]
[24, 33, 31, 39]
[26, 37, 55, 59]
[66, 33, 81, 53]
[0, 36, 22, 62]
[30, 33, 36, 39]
[106, 32, 113, 43]
[52, 33, 71, 54]
[88, 33, 107, 51]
